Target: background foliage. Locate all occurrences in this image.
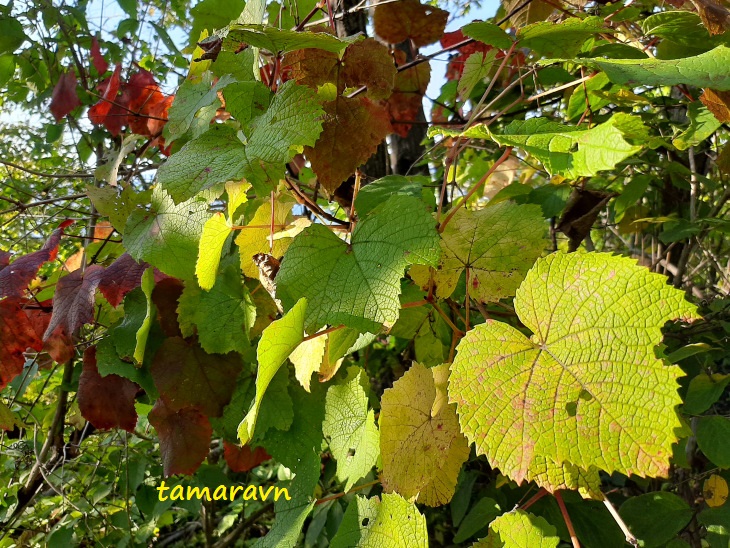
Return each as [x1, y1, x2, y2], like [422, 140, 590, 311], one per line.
[1, 0, 730, 545]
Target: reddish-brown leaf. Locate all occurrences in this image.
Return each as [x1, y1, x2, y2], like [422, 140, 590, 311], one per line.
[98, 253, 150, 308]
[305, 97, 393, 193]
[24, 299, 75, 364]
[387, 51, 431, 137]
[0, 299, 44, 389]
[701, 89, 730, 123]
[149, 399, 212, 476]
[78, 346, 139, 431]
[90, 36, 109, 74]
[151, 277, 185, 338]
[151, 337, 243, 417]
[691, 0, 730, 34]
[283, 39, 396, 99]
[0, 220, 73, 299]
[127, 70, 173, 137]
[374, 0, 449, 47]
[43, 265, 105, 340]
[50, 72, 81, 122]
[223, 442, 271, 472]
[89, 64, 123, 129]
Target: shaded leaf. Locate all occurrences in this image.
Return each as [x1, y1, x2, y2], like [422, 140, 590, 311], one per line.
[164, 72, 235, 141]
[618, 492, 693, 548]
[98, 253, 149, 308]
[0, 299, 43, 389]
[387, 52, 431, 137]
[151, 337, 244, 417]
[78, 346, 139, 432]
[50, 71, 81, 122]
[700, 88, 730, 123]
[90, 36, 109, 74]
[43, 265, 105, 341]
[148, 399, 212, 476]
[223, 441, 271, 472]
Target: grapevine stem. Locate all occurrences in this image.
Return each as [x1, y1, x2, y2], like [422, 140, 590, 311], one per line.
[301, 324, 345, 342]
[603, 497, 639, 546]
[438, 147, 514, 233]
[520, 487, 547, 510]
[555, 491, 580, 548]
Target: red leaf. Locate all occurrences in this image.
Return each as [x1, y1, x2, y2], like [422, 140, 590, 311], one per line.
[223, 442, 271, 472]
[98, 253, 149, 308]
[0, 299, 43, 389]
[0, 220, 73, 299]
[151, 337, 243, 417]
[89, 64, 125, 135]
[50, 72, 81, 122]
[90, 36, 109, 74]
[374, 0, 449, 47]
[78, 346, 139, 431]
[24, 299, 75, 364]
[127, 70, 173, 137]
[149, 399, 212, 476]
[304, 96, 393, 193]
[43, 265, 105, 340]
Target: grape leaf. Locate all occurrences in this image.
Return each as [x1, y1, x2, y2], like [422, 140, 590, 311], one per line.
[86, 185, 150, 235]
[673, 102, 721, 150]
[23, 299, 75, 365]
[462, 22, 514, 50]
[449, 252, 700, 489]
[223, 81, 272, 128]
[235, 195, 296, 278]
[571, 45, 730, 90]
[381, 362, 469, 506]
[178, 259, 256, 355]
[276, 195, 440, 333]
[223, 441, 270, 472]
[354, 175, 429, 217]
[148, 399, 212, 476]
[151, 337, 244, 417]
[373, 0, 448, 47]
[700, 88, 730, 122]
[196, 212, 233, 290]
[96, 335, 158, 399]
[473, 510, 560, 548]
[323, 367, 380, 490]
[164, 72, 235, 142]
[518, 16, 606, 58]
[387, 52, 431, 138]
[305, 96, 393, 193]
[90, 36, 108, 74]
[50, 71, 81, 121]
[225, 24, 358, 54]
[0, 299, 44, 389]
[158, 81, 324, 200]
[0, 220, 72, 299]
[124, 185, 210, 282]
[410, 203, 546, 302]
[334, 493, 428, 547]
[98, 253, 149, 307]
[255, 382, 325, 548]
[432, 114, 643, 178]
[238, 298, 306, 445]
[458, 50, 497, 101]
[78, 346, 139, 432]
[43, 265, 105, 341]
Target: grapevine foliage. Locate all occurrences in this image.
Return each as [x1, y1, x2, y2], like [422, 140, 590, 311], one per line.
[2, 0, 730, 545]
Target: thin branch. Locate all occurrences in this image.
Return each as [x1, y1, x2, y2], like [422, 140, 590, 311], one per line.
[0, 160, 95, 179]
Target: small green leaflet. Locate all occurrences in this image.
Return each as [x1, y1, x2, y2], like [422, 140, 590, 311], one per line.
[449, 252, 700, 492]
[473, 510, 560, 548]
[323, 367, 379, 491]
[517, 16, 606, 58]
[158, 81, 324, 202]
[124, 185, 210, 282]
[164, 72, 236, 142]
[276, 195, 440, 333]
[673, 103, 721, 151]
[458, 50, 497, 101]
[432, 114, 643, 178]
[461, 21, 513, 49]
[570, 45, 730, 91]
[238, 298, 306, 445]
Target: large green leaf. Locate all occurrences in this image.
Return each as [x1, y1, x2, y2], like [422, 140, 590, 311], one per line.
[123, 186, 210, 281]
[432, 114, 642, 178]
[276, 195, 440, 333]
[449, 252, 699, 491]
[574, 45, 730, 90]
[158, 81, 324, 201]
[238, 298, 306, 445]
